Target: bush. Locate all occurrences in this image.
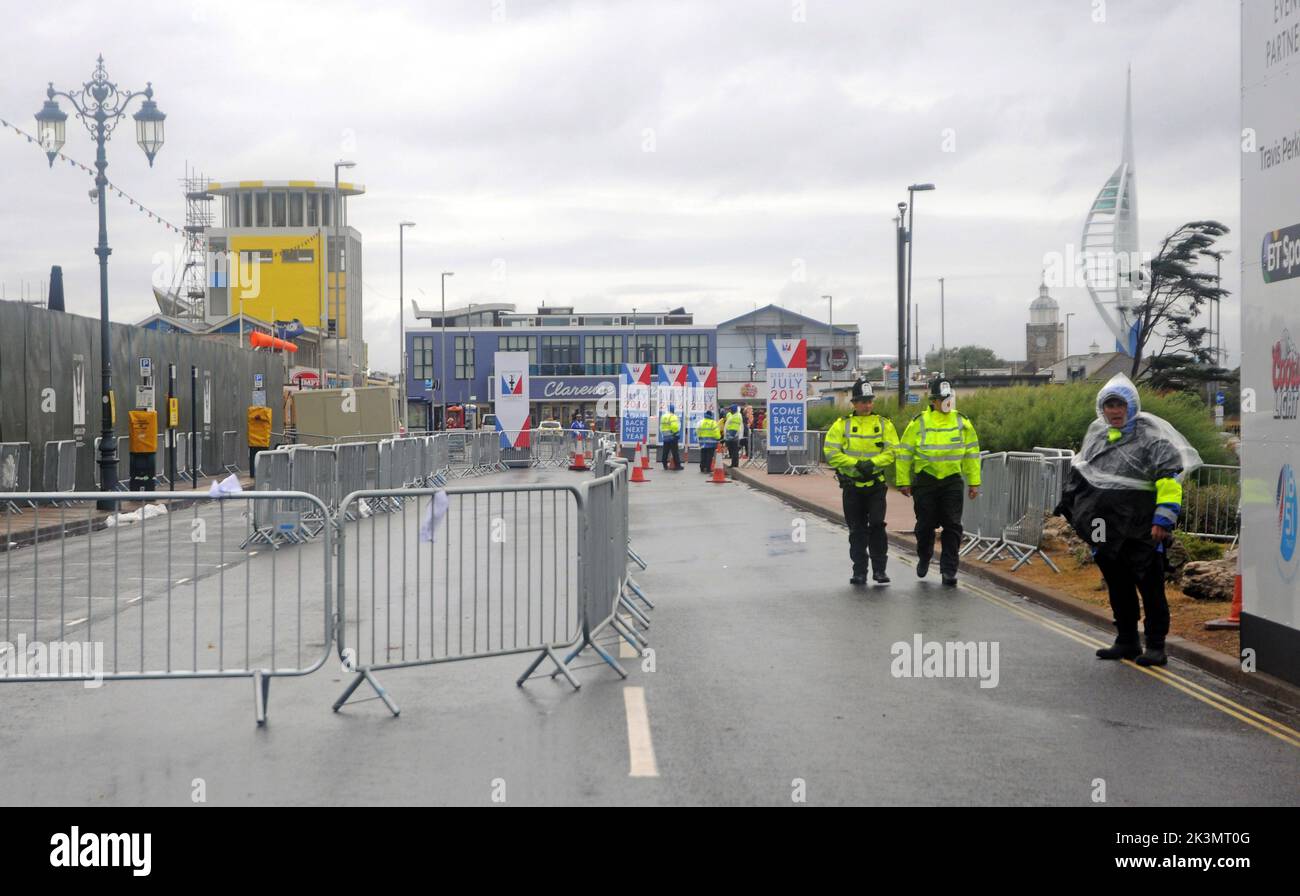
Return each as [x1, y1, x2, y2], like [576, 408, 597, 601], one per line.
[805, 383, 1234, 469]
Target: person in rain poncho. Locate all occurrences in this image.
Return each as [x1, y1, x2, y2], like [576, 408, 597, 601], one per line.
[1056, 373, 1201, 667]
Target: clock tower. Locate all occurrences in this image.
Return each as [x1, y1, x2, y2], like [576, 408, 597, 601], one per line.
[1026, 276, 1064, 372]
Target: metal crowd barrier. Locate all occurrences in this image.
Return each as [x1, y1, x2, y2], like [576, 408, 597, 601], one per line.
[245, 450, 304, 547]
[334, 458, 648, 714]
[0, 450, 646, 723]
[997, 452, 1059, 571]
[222, 430, 241, 474]
[783, 430, 823, 475]
[1, 442, 33, 511]
[1032, 447, 1073, 514]
[0, 490, 333, 725]
[961, 452, 1007, 558]
[1181, 463, 1241, 542]
[743, 430, 767, 468]
[42, 440, 78, 500]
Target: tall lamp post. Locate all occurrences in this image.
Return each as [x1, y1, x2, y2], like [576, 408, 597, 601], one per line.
[905, 182, 935, 389]
[822, 295, 833, 385]
[332, 160, 355, 388]
[440, 271, 454, 429]
[938, 277, 946, 377]
[36, 56, 165, 509]
[1065, 312, 1076, 364]
[895, 206, 907, 409]
[398, 221, 415, 431]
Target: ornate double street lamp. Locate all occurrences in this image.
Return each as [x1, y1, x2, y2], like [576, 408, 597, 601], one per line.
[36, 55, 165, 508]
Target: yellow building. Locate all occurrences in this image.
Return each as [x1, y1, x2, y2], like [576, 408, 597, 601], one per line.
[204, 179, 366, 374]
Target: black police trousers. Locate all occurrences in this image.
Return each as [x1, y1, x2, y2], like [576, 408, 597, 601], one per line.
[1094, 539, 1170, 646]
[842, 482, 888, 576]
[912, 471, 964, 577]
[659, 439, 680, 469]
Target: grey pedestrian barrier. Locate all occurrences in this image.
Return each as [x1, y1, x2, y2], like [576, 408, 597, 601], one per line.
[0, 490, 333, 725]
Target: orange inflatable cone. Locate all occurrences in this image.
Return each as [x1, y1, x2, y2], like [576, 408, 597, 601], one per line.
[631, 463, 648, 483]
[709, 449, 728, 484]
[569, 449, 588, 471]
[1205, 548, 1242, 631]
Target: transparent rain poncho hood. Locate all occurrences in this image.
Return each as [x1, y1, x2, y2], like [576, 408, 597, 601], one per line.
[1071, 373, 1202, 490]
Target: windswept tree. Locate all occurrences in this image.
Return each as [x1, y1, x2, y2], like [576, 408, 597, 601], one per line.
[1129, 220, 1230, 382]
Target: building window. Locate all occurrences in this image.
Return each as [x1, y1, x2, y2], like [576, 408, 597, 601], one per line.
[584, 335, 623, 374]
[669, 334, 708, 364]
[322, 194, 333, 229]
[306, 193, 319, 227]
[633, 334, 666, 364]
[289, 193, 304, 227]
[255, 192, 269, 227]
[497, 335, 538, 366]
[272, 191, 287, 227]
[240, 193, 253, 228]
[412, 336, 434, 381]
[455, 335, 474, 380]
[281, 249, 314, 263]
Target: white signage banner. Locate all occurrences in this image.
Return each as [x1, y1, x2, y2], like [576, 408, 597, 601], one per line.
[494, 352, 531, 448]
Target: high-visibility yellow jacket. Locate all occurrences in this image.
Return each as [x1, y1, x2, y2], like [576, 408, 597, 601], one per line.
[723, 411, 743, 438]
[696, 417, 721, 446]
[896, 408, 981, 487]
[660, 412, 680, 436]
[824, 413, 899, 488]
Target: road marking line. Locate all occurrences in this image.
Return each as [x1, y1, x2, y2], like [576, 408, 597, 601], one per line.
[623, 686, 659, 778]
[952, 574, 1300, 750]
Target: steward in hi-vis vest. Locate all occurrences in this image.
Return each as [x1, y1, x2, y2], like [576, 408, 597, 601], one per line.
[824, 379, 899, 585]
[695, 410, 721, 473]
[896, 377, 981, 587]
[658, 404, 682, 471]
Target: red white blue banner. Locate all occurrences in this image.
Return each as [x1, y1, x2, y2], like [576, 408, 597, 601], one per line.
[685, 365, 717, 446]
[766, 338, 806, 451]
[493, 352, 531, 448]
[620, 363, 652, 446]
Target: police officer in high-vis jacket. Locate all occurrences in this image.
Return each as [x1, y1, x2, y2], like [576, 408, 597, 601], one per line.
[896, 378, 980, 586]
[824, 379, 899, 585]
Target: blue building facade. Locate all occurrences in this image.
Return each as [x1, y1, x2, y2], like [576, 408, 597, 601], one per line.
[405, 304, 715, 431]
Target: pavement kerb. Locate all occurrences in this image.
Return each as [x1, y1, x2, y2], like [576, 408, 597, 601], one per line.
[730, 467, 1300, 713]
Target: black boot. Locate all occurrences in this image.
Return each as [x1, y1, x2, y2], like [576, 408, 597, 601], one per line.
[1096, 634, 1141, 661]
[849, 573, 867, 586]
[941, 575, 958, 587]
[1135, 640, 1168, 667]
[915, 554, 930, 578]
[872, 561, 890, 584]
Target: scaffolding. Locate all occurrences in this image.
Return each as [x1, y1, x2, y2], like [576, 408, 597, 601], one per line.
[179, 163, 212, 324]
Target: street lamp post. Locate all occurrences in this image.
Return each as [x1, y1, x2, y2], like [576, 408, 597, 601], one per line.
[1065, 312, 1076, 364]
[822, 295, 833, 385]
[440, 271, 454, 429]
[938, 277, 946, 377]
[36, 56, 165, 509]
[398, 221, 415, 431]
[905, 182, 935, 388]
[332, 160, 355, 388]
[895, 206, 907, 409]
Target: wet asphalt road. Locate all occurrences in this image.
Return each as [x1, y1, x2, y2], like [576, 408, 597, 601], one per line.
[0, 466, 1297, 806]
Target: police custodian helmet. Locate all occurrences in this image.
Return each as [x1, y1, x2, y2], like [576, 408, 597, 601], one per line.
[851, 379, 874, 401]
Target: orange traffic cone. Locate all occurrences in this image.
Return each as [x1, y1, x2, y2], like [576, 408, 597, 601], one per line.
[1205, 549, 1242, 631]
[569, 449, 588, 471]
[640, 441, 651, 469]
[631, 463, 648, 483]
[709, 449, 728, 484]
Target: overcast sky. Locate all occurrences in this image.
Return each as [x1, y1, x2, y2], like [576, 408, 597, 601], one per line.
[0, 0, 1241, 374]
